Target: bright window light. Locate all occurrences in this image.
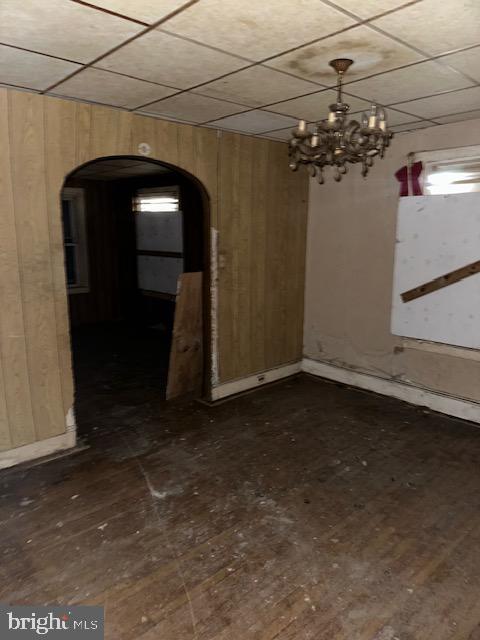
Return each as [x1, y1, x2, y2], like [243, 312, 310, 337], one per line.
[423, 158, 480, 196]
[133, 188, 179, 214]
[427, 171, 470, 185]
[427, 183, 475, 195]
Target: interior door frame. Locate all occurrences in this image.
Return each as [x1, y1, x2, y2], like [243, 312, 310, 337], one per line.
[62, 154, 212, 400]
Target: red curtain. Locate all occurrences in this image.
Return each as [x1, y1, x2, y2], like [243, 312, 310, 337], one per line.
[395, 161, 423, 197]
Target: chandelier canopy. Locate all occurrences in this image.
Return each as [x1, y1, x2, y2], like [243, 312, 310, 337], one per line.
[288, 58, 393, 183]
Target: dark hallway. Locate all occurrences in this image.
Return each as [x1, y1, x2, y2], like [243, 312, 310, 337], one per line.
[62, 157, 205, 439]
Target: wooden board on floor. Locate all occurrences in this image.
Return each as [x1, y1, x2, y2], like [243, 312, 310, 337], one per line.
[166, 272, 203, 400]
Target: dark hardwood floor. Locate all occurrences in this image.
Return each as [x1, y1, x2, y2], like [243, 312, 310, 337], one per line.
[1, 373, 480, 639]
[70, 321, 173, 437]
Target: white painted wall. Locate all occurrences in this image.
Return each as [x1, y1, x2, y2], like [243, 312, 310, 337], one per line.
[304, 118, 480, 404]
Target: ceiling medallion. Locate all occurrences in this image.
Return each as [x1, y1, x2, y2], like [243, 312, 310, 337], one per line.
[288, 58, 393, 183]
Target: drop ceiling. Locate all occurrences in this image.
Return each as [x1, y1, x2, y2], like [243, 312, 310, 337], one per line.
[1, 0, 479, 141]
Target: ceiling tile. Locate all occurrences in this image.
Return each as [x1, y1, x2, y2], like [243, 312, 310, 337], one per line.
[84, 0, 188, 24]
[266, 25, 423, 84]
[160, 0, 356, 61]
[138, 112, 195, 124]
[372, 0, 480, 56]
[345, 60, 472, 105]
[207, 110, 298, 134]
[139, 93, 248, 123]
[0, 0, 142, 63]
[434, 109, 480, 125]
[350, 107, 420, 126]
[193, 66, 320, 108]
[439, 46, 480, 83]
[390, 120, 436, 132]
[259, 127, 293, 141]
[394, 86, 480, 119]
[99, 30, 246, 89]
[51, 68, 177, 109]
[270, 89, 372, 121]
[327, 0, 411, 19]
[0, 45, 81, 91]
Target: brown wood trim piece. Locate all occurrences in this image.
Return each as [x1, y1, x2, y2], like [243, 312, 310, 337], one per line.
[401, 259, 480, 303]
[136, 250, 183, 258]
[139, 289, 176, 301]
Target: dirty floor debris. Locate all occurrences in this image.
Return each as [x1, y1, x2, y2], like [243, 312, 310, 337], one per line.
[1, 373, 480, 639]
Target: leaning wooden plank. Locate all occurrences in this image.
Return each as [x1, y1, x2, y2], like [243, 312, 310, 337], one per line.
[166, 272, 203, 400]
[401, 259, 480, 303]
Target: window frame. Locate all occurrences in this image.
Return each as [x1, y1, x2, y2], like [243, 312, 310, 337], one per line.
[416, 145, 480, 196]
[62, 187, 89, 294]
[133, 186, 184, 298]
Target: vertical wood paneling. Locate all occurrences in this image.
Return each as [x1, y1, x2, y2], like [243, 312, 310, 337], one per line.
[0, 91, 36, 448]
[0, 357, 10, 450]
[155, 118, 180, 167]
[236, 135, 254, 376]
[131, 112, 157, 158]
[217, 133, 240, 381]
[192, 128, 219, 226]
[67, 180, 126, 326]
[217, 133, 307, 381]
[0, 88, 308, 455]
[288, 160, 309, 359]
[273, 143, 292, 365]
[264, 142, 283, 368]
[249, 138, 269, 373]
[44, 98, 77, 415]
[75, 102, 92, 168]
[177, 122, 196, 173]
[8, 91, 65, 441]
[90, 106, 132, 160]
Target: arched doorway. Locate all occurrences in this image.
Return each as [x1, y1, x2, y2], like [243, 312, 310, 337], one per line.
[60, 155, 210, 437]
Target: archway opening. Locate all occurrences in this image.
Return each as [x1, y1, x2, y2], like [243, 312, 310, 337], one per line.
[61, 155, 209, 438]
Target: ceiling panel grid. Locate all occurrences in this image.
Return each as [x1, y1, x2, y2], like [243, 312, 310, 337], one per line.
[0, 0, 478, 138]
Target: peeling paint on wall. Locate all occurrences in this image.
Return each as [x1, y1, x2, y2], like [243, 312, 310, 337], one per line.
[210, 227, 220, 387]
[66, 406, 76, 433]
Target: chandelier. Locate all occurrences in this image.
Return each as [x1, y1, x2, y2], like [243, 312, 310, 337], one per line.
[288, 58, 393, 183]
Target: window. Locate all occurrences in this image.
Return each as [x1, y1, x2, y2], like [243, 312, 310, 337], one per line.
[133, 187, 183, 298]
[61, 188, 89, 293]
[417, 145, 480, 195]
[133, 187, 179, 213]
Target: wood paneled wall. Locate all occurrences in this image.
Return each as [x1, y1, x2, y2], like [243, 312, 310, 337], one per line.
[0, 88, 308, 453]
[66, 178, 134, 326]
[217, 134, 308, 380]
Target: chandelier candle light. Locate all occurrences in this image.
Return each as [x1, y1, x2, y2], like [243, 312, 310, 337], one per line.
[288, 58, 393, 183]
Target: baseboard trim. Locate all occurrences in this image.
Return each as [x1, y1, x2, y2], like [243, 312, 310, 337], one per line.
[0, 410, 77, 470]
[4, 357, 476, 470]
[211, 362, 302, 401]
[302, 358, 480, 425]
